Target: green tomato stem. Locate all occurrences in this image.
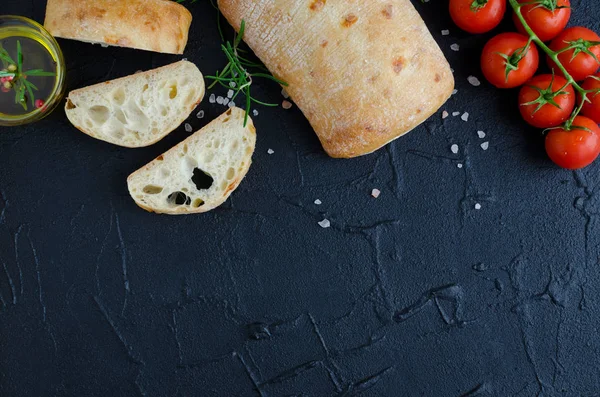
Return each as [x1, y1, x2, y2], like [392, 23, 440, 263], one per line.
[509, 0, 587, 129]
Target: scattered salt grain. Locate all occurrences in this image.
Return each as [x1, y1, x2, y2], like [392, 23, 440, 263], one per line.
[442, 29, 450, 36]
[468, 76, 481, 86]
[216, 96, 224, 105]
[475, 203, 482, 210]
[481, 141, 489, 150]
[229, 81, 236, 88]
[282, 88, 290, 99]
[371, 189, 381, 198]
[182, 58, 188, 61]
[314, 199, 322, 205]
[184, 123, 192, 133]
[267, 149, 275, 155]
[227, 90, 234, 99]
[452, 89, 458, 95]
[461, 112, 469, 122]
[196, 110, 205, 119]
[228, 101, 236, 108]
[477, 130, 486, 139]
[451, 144, 459, 154]
[451, 68, 455, 73]
[457, 163, 463, 168]
[209, 94, 216, 103]
[318, 219, 331, 229]
[452, 111, 460, 117]
[223, 98, 230, 106]
[450, 43, 460, 51]
[253, 109, 259, 117]
[442, 110, 449, 119]
[282, 100, 293, 109]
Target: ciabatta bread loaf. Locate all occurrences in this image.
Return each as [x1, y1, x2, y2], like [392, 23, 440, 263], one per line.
[218, 0, 454, 158]
[44, 0, 192, 54]
[127, 108, 256, 215]
[65, 61, 205, 148]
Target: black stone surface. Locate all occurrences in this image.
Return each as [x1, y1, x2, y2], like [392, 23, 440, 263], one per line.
[1, 1, 600, 396]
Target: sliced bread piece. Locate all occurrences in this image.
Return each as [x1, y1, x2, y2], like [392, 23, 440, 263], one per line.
[65, 61, 205, 148]
[127, 107, 256, 215]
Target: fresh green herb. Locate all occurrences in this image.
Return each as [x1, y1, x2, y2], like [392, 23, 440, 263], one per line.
[205, 20, 288, 127]
[0, 40, 55, 111]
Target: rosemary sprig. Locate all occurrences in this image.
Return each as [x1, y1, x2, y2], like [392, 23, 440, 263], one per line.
[0, 40, 56, 111]
[205, 20, 288, 127]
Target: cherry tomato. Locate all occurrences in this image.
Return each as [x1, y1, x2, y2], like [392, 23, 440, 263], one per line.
[545, 116, 600, 169]
[450, 0, 506, 34]
[481, 33, 540, 89]
[549, 27, 600, 82]
[518, 74, 575, 128]
[513, 0, 571, 42]
[582, 73, 600, 123]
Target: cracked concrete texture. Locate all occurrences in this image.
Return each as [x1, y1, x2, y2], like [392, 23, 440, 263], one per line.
[1, 0, 600, 396]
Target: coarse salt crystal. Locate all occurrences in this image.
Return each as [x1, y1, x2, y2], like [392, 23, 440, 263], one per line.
[227, 90, 234, 99]
[451, 68, 455, 73]
[452, 89, 458, 95]
[216, 96, 224, 105]
[267, 149, 274, 155]
[475, 203, 482, 210]
[196, 110, 205, 119]
[461, 112, 469, 122]
[282, 100, 293, 109]
[318, 219, 331, 228]
[442, 110, 449, 119]
[451, 43, 460, 51]
[314, 199, 322, 205]
[481, 141, 489, 150]
[209, 94, 216, 103]
[468, 76, 481, 86]
[371, 189, 381, 198]
[229, 81, 236, 88]
[442, 29, 450, 36]
[223, 98, 230, 106]
[452, 111, 460, 117]
[457, 163, 463, 168]
[477, 130, 486, 139]
[253, 109, 259, 116]
[184, 123, 192, 133]
[228, 101, 236, 108]
[282, 89, 290, 99]
[451, 144, 459, 154]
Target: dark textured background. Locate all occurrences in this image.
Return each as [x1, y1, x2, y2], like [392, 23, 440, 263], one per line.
[1, 0, 600, 396]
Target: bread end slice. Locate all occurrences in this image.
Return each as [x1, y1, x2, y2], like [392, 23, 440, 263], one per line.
[127, 107, 256, 214]
[65, 60, 205, 148]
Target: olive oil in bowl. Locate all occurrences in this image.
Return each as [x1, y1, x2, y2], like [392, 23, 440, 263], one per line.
[0, 16, 65, 126]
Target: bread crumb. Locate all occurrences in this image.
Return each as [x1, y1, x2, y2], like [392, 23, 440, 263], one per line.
[314, 199, 322, 205]
[442, 110, 449, 119]
[282, 100, 293, 110]
[371, 189, 381, 198]
[267, 149, 274, 155]
[451, 144, 459, 154]
[282, 88, 290, 99]
[450, 43, 460, 51]
[318, 219, 331, 228]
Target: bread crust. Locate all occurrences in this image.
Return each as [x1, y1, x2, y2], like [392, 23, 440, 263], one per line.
[218, 0, 454, 158]
[44, 0, 192, 54]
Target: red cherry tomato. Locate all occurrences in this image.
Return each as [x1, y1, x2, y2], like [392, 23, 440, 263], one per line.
[582, 73, 600, 123]
[545, 116, 600, 169]
[450, 0, 506, 34]
[549, 27, 600, 82]
[481, 33, 540, 89]
[519, 74, 575, 128]
[513, 0, 571, 42]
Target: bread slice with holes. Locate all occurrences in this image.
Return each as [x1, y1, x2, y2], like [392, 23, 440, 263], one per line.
[127, 107, 256, 215]
[65, 61, 205, 148]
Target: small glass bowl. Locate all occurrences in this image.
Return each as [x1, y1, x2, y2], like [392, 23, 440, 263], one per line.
[0, 15, 66, 127]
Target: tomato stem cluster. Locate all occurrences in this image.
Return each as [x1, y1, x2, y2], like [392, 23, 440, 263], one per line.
[509, 0, 597, 130]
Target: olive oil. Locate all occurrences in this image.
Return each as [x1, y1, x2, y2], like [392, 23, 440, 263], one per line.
[0, 16, 65, 126]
